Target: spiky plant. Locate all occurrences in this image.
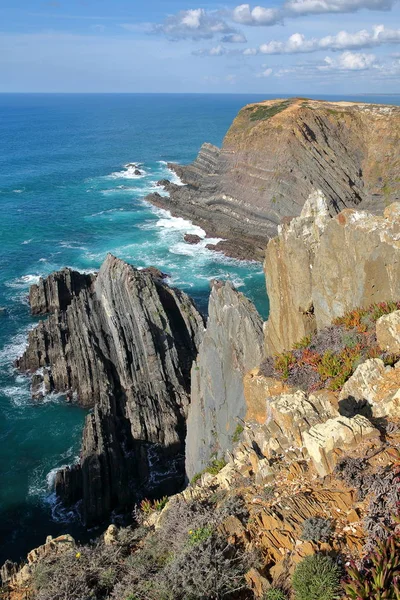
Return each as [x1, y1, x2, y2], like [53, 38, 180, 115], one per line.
[292, 554, 341, 600]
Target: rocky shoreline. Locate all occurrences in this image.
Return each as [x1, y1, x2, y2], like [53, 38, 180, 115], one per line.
[146, 98, 400, 261]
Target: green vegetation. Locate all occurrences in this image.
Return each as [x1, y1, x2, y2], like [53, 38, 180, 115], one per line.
[292, 554, 342, 600]
[246, 100, 292, 122]
[232, 423, 244, 443]
[190, 456, 227, 486]
[268, 300, 400, 393]
[139, 496, 168, 515]
[188, 525, 213, 546]
[263, 588, 288, 600]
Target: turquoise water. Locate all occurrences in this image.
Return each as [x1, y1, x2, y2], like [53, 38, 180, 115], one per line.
[0, 93, 399, 564]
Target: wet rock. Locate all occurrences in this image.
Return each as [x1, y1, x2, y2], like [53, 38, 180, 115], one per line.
[184, 234, 202, 245]
[185, 280, 264, 481]
[18, 254, 205, 525]
[376, 310, 400, 353]
[140, 266, 168, 280]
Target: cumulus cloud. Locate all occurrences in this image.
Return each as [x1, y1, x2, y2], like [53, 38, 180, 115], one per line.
[318, 50, 377, 69]
[243, 24, 400, 55]
[154, 8, 235, 40]
[284, 0, 395, 15]
[232, 4, 282, 25]
[221, 32, 247, 43]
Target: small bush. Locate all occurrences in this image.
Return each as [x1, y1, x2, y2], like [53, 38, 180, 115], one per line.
[264, 588, 288, 600]
[188, 525, 213, 546]
[300, 517, 333, 543]
[232, 423, 244, 443]
[292, 554, 341, 600]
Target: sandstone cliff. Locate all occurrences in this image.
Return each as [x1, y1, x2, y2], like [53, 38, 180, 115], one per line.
[17, 255, 205, 525]
[147, 98, 400, 260]
[265, 198, 400, 355]
[185, 280, 264, 481]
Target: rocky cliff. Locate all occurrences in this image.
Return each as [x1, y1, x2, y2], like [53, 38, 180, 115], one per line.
[29, 268, 95, 316]
[185, 280, 264, 481]
[265, 197, 400, 355]
[17, 255, 205, 525]
[147, 98, 400, 260]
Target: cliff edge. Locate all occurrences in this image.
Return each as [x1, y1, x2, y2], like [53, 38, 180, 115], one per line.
[147, 98, 400, 260]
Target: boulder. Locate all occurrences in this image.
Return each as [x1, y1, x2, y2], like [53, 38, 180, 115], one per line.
[244, 369, 293, 424]
[303, 415, 380, 477]
[339, 358, 400, 419]
[376, 310, 400, 353]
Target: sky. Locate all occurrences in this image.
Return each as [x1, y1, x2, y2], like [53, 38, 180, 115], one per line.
[1, 0, 400, 93]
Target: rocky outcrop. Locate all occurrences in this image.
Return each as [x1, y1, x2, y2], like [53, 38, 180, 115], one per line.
[29, 268, 95, 315]
[17, 255, 205, 525]
[264, 200, 400, 354]
[376, 310, 400, 353]
[146, 98, 400, 260]
[185, 281, 264, 481]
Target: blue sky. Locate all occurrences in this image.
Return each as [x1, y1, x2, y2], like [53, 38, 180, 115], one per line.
[1, 0, 400, 92]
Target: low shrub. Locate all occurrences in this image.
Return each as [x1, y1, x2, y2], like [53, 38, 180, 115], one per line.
[264, 588, 288, 600]
[300, 517, 333, 543]
[232, 423, 244, 443]
[292, 554, 341, 600]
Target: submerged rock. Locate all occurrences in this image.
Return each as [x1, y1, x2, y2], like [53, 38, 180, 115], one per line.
[184, 234, 202, 245]
[185, 280, 264, 481]
[18, 255, 205, 525]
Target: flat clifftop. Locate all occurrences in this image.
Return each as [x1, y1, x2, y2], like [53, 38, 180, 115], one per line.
[148, 97, 400, 260]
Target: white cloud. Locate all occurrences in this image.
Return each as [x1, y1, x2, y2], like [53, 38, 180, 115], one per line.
[256, 67, 273, 76]
[319, 50, 377, 69]
[193, 45, 228, 56]
[232, 4, 281, 25]
[154, 8, 235, 40]
[284, 0, 396, 15]
[244, 24, 400, 55]
[221, 33, 247, 43]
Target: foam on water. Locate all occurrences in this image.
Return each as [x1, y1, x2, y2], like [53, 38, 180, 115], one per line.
[107, 163, 147, 180]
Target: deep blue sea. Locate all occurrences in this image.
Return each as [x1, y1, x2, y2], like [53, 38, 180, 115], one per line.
[0, 93, 399, 564]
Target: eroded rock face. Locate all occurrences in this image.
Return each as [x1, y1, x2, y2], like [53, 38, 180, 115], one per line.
[146, 98, 400, 260]
[185, 281, 264, 481]
[303, 415, 380, 477]
[264, 201, 400, 354]
[29, 268, 95, 315]
[18, 255, 205, 525]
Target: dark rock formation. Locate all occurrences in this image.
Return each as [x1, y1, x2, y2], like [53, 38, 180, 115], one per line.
[185, 280, 264, 481]
[29, 268, 95, 315]
[184, 234, 202, 245]
[17, 255, 205, 525]
[146, 99, 400, 260]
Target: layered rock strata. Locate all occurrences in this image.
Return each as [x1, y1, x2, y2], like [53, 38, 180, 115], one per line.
[17, 255, 205, 525]
[185, 281, 264, 480]
[146, 98, 400, 260]
[29, 268, 95, 315]
[265, 198, 400, 355]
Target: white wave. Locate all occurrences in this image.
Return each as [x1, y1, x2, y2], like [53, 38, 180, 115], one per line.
[158, 161, 185, 186]
[0, 385, 31, 407]
[6, 274, 41, 289]
[89, 207, 125, 217]
[13, 189, 24, 194]
[39, 257, 47, 262]
[22, 239, 33, 245]
[59, 241, 88, 250]
[107, 163, 147, 180]
[0, 326, 34, 369]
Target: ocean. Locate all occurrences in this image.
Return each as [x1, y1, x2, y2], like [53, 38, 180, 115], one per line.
[0, 92, 398, 564]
